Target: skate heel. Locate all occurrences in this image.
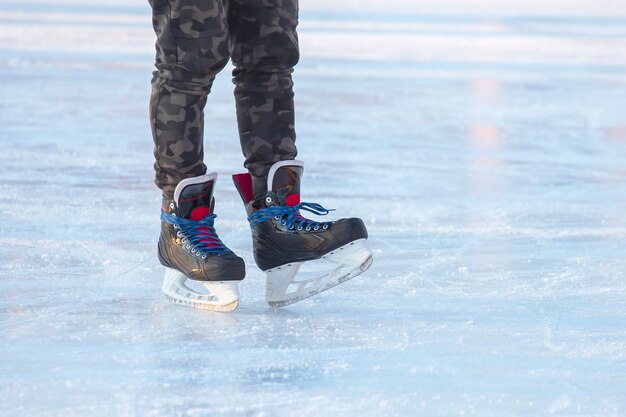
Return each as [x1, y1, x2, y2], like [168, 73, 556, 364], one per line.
[162, 268, 240, 312]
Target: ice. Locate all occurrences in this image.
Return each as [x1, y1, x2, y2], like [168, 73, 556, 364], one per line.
[1, 0, 626, 416]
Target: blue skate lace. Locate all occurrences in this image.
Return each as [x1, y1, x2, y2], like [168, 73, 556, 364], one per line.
[248, 202, 334, 231]
[161, 211, 229, 257]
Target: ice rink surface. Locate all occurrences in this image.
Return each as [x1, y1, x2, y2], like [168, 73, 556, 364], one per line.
[1, 0, 626, 415]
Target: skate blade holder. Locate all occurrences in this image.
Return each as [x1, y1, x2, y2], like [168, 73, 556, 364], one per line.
[265, 238, 373, 307]
[162, 268, 240, 312]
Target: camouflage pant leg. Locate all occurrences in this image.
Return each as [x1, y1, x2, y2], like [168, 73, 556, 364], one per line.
[149, 0, 299, 198]
[149, 0, 230, 198]
[228, 0, 300, 196]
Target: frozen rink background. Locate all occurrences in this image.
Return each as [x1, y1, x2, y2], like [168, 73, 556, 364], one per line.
[1, 0, 626, 415]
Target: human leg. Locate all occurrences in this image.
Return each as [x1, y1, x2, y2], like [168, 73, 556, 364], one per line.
[150, 0, 231, 198]
[227, 1, 372, 306]
[149, 0, 244, 310]
[227, 0, 300, 197]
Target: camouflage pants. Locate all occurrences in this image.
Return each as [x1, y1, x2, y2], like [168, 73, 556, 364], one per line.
[149, 0, 299, 198]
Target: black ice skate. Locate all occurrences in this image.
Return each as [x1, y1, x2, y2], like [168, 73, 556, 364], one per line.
[159, 173, 245, 311]
[233, 160, 373, 307]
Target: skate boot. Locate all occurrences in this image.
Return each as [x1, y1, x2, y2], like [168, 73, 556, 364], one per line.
[158, 173, 245, 312]
[232, 160, 373, 307]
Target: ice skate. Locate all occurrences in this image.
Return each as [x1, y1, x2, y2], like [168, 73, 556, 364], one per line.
[159, 173, 245, 312]
[233, 160, 373, 307]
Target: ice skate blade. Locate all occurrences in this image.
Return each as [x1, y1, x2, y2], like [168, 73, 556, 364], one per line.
[265, 238, 373, 307]
[161, 268, 240, 312]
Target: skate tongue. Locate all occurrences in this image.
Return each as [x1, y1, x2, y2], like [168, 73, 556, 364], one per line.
[267, 160, 304, 206]
[174, 173, 216, 219]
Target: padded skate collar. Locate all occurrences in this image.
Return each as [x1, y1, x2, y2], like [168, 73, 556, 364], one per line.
[267, 160, 304, 192]
[174, 173, 217, 219]
[267, 160, 304, 205]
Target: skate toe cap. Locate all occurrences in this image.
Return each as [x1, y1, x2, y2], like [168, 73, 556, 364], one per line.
[334, 217, 368, 242]
[197, 251, 246, 282]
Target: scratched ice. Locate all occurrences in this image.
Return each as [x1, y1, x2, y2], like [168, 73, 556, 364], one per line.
[1, 0, 625, 416]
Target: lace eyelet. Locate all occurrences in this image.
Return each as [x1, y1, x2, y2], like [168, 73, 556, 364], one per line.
[265, 196, 273, 204]
[185, 244, 191, 249]
[314, 225, 320, 231]
[169, 202, 175, 209]
[297, 225, 303, 231]
[305, 225, 312, 232]
[322, 224, 329, 230]
[176, 231, 182, 237]
[202, 254, 207, 259]
[274, 216, 280, 221]
[289, 225, 295, 230]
